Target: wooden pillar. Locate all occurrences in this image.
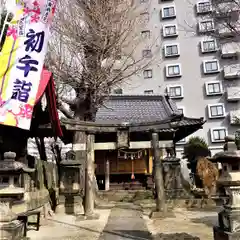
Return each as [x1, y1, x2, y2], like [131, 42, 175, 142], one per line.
[151, 132, 166, 213]
[84, 133, 96, 217]
[105, 159, 110, 191]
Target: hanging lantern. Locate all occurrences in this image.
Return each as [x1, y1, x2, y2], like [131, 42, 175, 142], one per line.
[131, 158, 135, 180]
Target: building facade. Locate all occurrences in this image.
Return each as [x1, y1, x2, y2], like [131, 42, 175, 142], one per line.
[118, 0, 240, 156]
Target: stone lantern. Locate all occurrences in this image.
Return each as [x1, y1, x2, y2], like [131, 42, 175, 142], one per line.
[0, 152, 35, 240]
[58, 150, 82, 215]
[213, 135, 240, 239]
[162, 148, 186, 199]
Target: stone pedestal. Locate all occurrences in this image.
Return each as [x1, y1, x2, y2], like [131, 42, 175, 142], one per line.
[0, 200, 23, 240]
[212, 142, 240, 239]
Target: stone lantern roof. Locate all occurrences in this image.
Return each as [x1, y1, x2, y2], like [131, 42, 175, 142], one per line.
[0, 152, 35, 174]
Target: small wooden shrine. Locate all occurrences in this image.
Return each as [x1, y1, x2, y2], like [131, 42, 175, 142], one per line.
[59, 95, 205, 190]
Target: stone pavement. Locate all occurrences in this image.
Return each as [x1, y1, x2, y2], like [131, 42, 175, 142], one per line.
[99, 203, 152, 240]
[27, 209, 111, 240]
[27, 202, 218, 239]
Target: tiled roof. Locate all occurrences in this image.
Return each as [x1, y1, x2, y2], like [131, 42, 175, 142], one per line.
[171, 117, 205, 128]
[96, 95, 181, 123]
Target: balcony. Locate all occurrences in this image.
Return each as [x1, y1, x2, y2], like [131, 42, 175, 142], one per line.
[226, 87, 240, 101]
[229, 110, 240, 125]
[223, 64, 240, 79]
[221, 42, 240, 58]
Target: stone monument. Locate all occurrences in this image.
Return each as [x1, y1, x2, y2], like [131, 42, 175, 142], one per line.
[213, 132, 240, 239]
[0, 152, 34, 240]
[162, 148, 188, 199]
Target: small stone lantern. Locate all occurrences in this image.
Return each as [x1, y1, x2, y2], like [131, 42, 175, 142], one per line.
[58, 150, 82, 215]
[59, 150, 82, 195]
[213, 136, 240, 239]
[0, 152, 35, 240]
[162, 148, 186, 199]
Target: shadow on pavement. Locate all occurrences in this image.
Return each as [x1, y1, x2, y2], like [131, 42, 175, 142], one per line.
[111, 230, 152, 239]
[152, 233, 200, 240]
[47, 219, 152, 240]
[191, 215, 218, 228]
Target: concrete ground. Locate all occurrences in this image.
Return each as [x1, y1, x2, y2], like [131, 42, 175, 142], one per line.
[143, 207, 218, 240]
[27, 209, 111, 240]
[27, 203, 218, 240]
[99, 203, 151, 240]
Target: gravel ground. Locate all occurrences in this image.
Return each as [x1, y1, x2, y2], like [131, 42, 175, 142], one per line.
[27, 209, 111, 240]
[143, 208, 218, 240]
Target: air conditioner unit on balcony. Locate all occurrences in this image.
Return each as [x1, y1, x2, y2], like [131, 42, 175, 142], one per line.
[223, 64, 240, 79]
[221, 42, 240, 58]
[226, 87, 240, 101]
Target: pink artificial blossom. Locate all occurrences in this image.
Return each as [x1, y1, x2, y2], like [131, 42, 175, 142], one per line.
[23, 7, 31, 15]
[17, 104, 33, 119]
[33, 0, 39, 7]
[31, 14, 40, 23]
[33, 7, 41, 15]
[6, 27, 17, 40]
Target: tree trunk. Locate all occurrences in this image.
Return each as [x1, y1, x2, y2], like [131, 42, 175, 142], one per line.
[151, 132, 166, 213]
[73, 130, 86, 193]
[72, 103, 99, 215]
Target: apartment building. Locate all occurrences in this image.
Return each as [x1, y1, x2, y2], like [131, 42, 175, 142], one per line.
[117, 0, 240, 156]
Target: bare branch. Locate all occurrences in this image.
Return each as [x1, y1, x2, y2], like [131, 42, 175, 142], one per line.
[57, 100, 74, 119]
[46, 0, 160, 120]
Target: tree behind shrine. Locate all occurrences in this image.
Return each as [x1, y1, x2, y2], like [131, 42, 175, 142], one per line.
[47, 0, 158, 121]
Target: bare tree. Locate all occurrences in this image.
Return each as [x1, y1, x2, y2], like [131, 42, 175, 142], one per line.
[46, 0, 160, 216]
[47, 0, 159, 121]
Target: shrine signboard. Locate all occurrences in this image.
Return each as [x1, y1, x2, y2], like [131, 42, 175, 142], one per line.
[0, 0, 56, 130]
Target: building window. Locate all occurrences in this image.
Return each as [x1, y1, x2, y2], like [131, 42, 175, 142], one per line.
[201, 39, 217, 53]
[203, 60, 220, 74]
[142, 49, 152, 58]
[166, 64, 181, 78]
[143, 69, 153, 79]
[208, 104, 225, 118]
[163, 24, 178, 37]
[140, 12, 150, 23]
[205, 81, 223, 96]
[199, 20, 215, 33]
[196, 1, 212, 14]
[210, 128, 227, 143]
[144, 90, 154, 94]
[167, 85, 183, 99]
[162, 6, 176, 19]
[164, 43, 180, 57]
[141, 30, 151, 39]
